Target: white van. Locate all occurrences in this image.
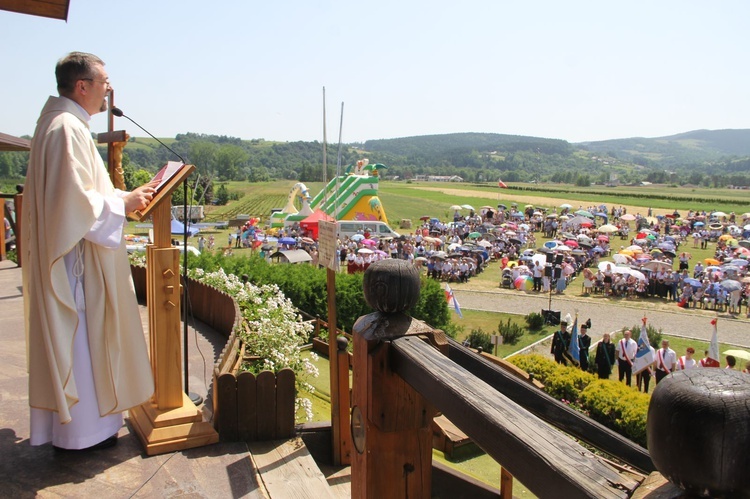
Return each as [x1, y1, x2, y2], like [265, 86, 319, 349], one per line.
[337, 221, 400, 240]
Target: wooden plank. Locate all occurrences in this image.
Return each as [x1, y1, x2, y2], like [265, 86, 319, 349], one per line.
[237, 371, 258, 441]
[276, 368, 296, 439]
[447, 338, 655, 473]
[217, 373, 238, 441]
[391, 336, 639, 499]
[249, 438, 336, 498]
[256, 370, 277, 440]
[0, 0, 70, 20]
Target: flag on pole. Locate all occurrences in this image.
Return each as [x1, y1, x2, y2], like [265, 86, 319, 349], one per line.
[445, 284, 463, 318]
[704, 318, 721, 367]
[566, 315, 580, 366]
[498, 178, 508, 188]
[633, 317, 655, 374]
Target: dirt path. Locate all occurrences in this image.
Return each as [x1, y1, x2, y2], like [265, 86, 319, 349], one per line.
[453, 287, 750, 349]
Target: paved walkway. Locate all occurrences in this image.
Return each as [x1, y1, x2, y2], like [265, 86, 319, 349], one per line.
[452, 286, 750, 348]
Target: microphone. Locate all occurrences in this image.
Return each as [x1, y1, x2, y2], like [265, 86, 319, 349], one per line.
[111, 106, 186, 164]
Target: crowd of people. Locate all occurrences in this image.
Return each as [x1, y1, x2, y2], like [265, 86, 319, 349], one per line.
[551, 318, 750, 394]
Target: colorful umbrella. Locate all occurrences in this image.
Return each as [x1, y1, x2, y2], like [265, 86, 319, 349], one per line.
[514, 276, 534, 291]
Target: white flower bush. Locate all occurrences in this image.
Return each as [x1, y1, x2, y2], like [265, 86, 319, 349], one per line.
[188, 267, 319, 422]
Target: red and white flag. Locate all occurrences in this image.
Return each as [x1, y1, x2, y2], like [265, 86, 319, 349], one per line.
[704, 318, 721, 367]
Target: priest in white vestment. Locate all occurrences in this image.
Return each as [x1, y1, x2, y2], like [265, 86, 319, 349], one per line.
[23, 52, 156, 450]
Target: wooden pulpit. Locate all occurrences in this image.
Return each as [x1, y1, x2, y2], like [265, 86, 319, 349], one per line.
[127, 163, 219, 455]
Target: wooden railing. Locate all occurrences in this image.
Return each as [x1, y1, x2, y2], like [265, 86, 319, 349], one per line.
[351, 259, 654, 499]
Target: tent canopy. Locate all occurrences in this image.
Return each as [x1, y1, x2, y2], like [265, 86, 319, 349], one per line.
[268, 249, 312, 264]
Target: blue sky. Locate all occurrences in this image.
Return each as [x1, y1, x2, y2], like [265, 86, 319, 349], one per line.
[1, 1, 747, 144]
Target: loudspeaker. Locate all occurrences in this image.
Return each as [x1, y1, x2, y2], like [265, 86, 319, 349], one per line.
[542, 309, 561, 325]
[554, 267, 563, 279]
[544, 265, 552, 277]
[546, 252, 554, 264]
[555, 254, 564, 265]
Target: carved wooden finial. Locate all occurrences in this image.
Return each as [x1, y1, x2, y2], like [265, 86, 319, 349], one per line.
[363, 259, 421, 314]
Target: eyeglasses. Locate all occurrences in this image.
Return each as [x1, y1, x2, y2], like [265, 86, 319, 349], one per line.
[81, 78, 111, 87]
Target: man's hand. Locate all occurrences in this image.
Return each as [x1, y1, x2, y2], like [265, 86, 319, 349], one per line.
[123, 181, 158, 213]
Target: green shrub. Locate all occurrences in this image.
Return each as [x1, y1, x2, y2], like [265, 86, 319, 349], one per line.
[508, 354, 648, 446]
[497, 318, 524, 345]
[524, 312, 545, 331]
[467, 328, 493, 352]
[185, 252, 452, 334]
[579, 380, 649, 447]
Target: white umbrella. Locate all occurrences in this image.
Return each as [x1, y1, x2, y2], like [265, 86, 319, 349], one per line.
[712, 211, 727, 218]
[560, 203, 572, 209]
[620, 214, 636, 221]
[461, 204, 475, 211]
[358, 248, 374, 254]
[612, 253, 633, 265]
[597, 224, 619, 233]
[598, 262, 617, 272]
[477, 240, 492, 248]
[723, 349, 750, 362]
[450, 205, 463, 211]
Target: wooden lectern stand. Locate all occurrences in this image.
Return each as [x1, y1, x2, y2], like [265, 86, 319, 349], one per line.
[128, 164, 219, 455]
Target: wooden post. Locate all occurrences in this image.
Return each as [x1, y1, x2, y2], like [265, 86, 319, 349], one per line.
[351, 259, 435, 499]
[500, 467, 514, 499]
[127, 163, 219, 455]
[13, 193, 22, 267]
[327, 267, 342, 464]
[336, 335, 351, 465]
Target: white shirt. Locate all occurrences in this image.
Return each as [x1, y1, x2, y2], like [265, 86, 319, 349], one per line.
[655, 348, 677, 373]
[676, 356, 697, 370]
[616, 338, 638, 362]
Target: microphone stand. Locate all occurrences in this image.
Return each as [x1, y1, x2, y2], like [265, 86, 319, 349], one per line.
[183, 179, 202, 406]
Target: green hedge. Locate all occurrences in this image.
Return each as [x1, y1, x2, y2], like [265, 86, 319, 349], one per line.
[188, 252, 452, 334]
[508, 354, 649, 447]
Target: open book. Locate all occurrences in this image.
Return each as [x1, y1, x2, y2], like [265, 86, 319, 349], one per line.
[152, 161, 187, 192]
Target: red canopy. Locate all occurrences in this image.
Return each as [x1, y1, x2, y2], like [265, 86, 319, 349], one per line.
[299, 209, 334, 240]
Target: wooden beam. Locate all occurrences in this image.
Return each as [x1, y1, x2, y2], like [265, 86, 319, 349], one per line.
[446, 339, 655, 474]
[391, 336, 640, 499]
[0, 0, 70, 21]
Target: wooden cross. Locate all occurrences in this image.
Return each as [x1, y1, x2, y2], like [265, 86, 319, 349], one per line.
[97, 89, 128, 190]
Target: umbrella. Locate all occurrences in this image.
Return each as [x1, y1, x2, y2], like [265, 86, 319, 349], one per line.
[351, 234, 365, 241]
[419, 215, 431, 221]
[514, 276, 534, 291]
[683, 278, 702, 288]
[597, 235, 610, 243]
[547, 213, 558, 218]
[693, 221, 705, 227]
[414, 256, 428, 262]
[612, 254, 633, 265]
[477, 240, 492, 248]
[730, 259, 749, 267]
[598, 262, 617, 272]
[723, 350, 750, 362]
[597, 224, 619, 233]
[564, 240, 579, 248]
[712, 211, 727, 218]
[643, 261, 672, 272]
[575, 210, 594, 218]
[358, 248, 374, 254]
[739, 240, 750, 249]
[560, 203, 572, 209]
[720, 280, 742, 292]
[279, 237, 297, 245]
[620, 214, 636, 221]
[704, 258, 721, 265]
[300, 237, 315, 244]
[498, 204, 507, 209]
[450, 205, 463, 211]
[721, 265, 741, 274]
[619, 268, 647, 281]
[626, 245, 644, 253]
[468, 232, 481, 239]
[362, 239, 378, 246]
[461, 204, 475, 211]
[524, 204, 534, 209]
[375, 249, 388, 256]
[511, 212, 524, 218]
[481, 205, 493, 210]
